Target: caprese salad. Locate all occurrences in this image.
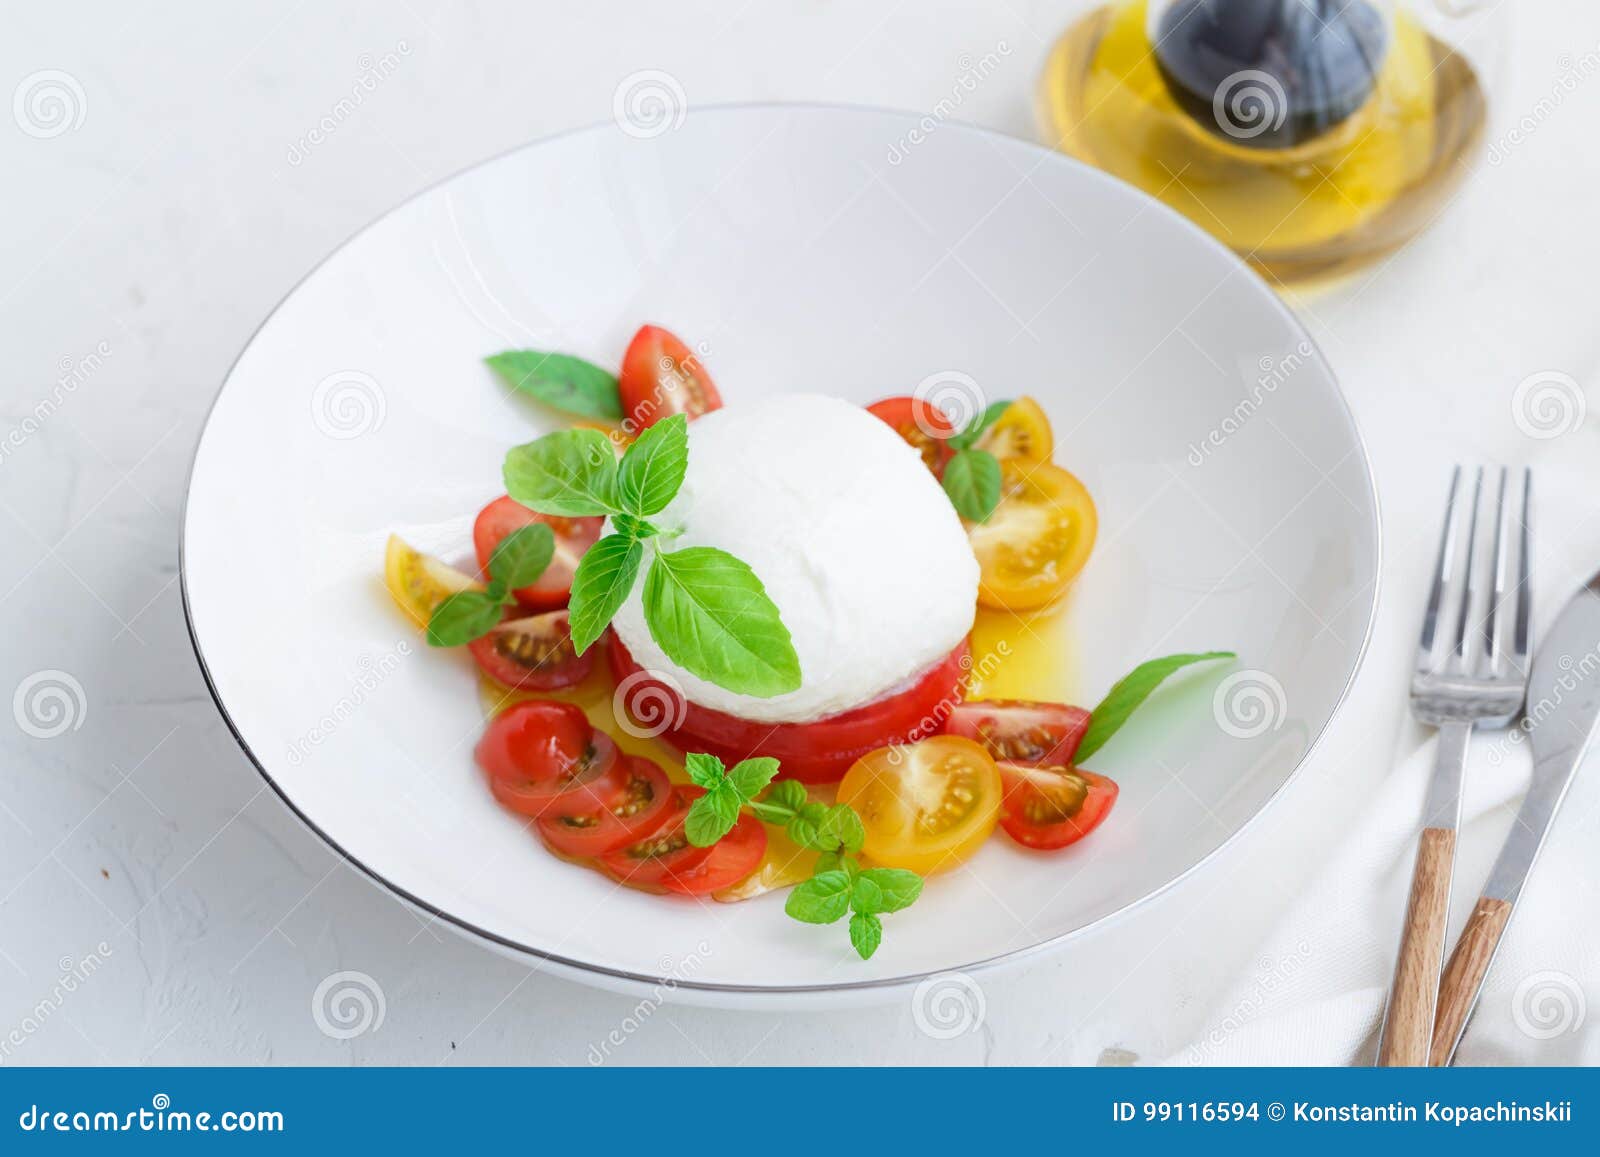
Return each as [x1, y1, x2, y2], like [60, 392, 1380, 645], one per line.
[384, 324, 1232, 960]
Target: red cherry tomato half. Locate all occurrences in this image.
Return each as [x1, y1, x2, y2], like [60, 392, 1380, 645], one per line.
[469, 610, 594, 691]
[476, 700, 619, 817]
[866, 395, 955, 474]
[607, 634, 972, 784]
[996, 762, 1118, 850]
[659, 812, 768, 896]
[473, 496, 603, 611]
[619, 325, 723, 431]
[943, 700, 1091, 768]
[598, 785, 714, 886]
[537, 755, 674, 859]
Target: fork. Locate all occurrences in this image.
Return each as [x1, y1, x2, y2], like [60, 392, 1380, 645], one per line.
[1375, 466, 1531, 1066]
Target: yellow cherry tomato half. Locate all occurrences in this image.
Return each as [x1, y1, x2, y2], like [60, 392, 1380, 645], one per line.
[836, 736, 1001, 876]
[713, 820, 820, 902]
[383, 534, 483, 628]
[976, 396, 1053, 467]
[970, 461, 1097, 611]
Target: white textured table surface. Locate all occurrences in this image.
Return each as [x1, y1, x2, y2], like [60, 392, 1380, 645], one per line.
[2, 0, 1596, 1065]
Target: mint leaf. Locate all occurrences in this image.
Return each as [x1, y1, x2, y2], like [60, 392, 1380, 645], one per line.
[942, 448, 1003, 522]
[821, 804, 865, 854]
[947, 400, 1011, 451]
[685, 784, 740, 847]
[850, 874, 884, 915]
[617, 413, 689, 517]
[1076, 651, 1237, 761]
[787, 801, 828, 850]
[728, 757, 780, 803]
[784, 870, 852, 924]
[426, 590, 504, 647]
[488, 522, 555, 590]
[849, 911, 883, 960]
[857, 868, 922, 913]
[503, 428, 619, 517]
[566, 533, 644, 654]
[486, 350, 622, 421]
[761, 779, 807, 813]
[814, 850, 843, 875]
[642, 547, 801, 698]
[683, 752, 726, 789]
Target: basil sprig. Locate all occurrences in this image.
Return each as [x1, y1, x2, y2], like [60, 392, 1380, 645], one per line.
[681, 763, 922, 961]
[502, 414, 802, 698]
[426, 523, 555, 647]
[940, 400, 1011, 522]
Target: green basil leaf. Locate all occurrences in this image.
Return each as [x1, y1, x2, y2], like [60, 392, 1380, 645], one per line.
[566, 533, 644, 655]
[641, 547, 801, 697]
[784, 870, 852, 924]
[487, 522, 555, 590]
[822, 804, 865, 854]
[727, 757, 780, 804]
[947, 399, 1012, 451]
[610, 513, 658, 540]
[848, 911, 883, 960]
[1076, 651, 1237, 761]
[503, 428, 619, 517]
[856, 868, 923, 913]
[426, 591, 504, 648]
[683, 752, 726, 789]
[617, 413, 689, 517]
[814, 850, 843, 876]
[941, 449, 1003, 523]
[486, 350, 622, 421]
[684, 784, 741, 848]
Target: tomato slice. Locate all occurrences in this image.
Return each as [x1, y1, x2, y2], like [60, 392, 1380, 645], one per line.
[383, 534, 484, 627]
[618, 325, 722, 430]
[974, 396, 1053, 467]
[537, 755, 674, 858]
[472, 496, 603, 611]
[970, 461, 1097, 611]
[997, 763, 1118, 850]
[468, 610, 593, 691]
[607, 634, 972, 784]
[598, 785, 715, 886]
[836, 736, 1001, 875]
[944, 700, 1090, 767]
[659, 812, 768, 896]
[866, 395, 955, 474]
[476, 700, 619, 817]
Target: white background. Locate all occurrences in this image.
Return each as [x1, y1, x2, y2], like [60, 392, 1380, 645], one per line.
[2, 0, 1597, 1065]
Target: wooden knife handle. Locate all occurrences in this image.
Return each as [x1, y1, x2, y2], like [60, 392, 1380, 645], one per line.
[1430, 896, 1514, 1065]
[1377, 826, 1456, 1066]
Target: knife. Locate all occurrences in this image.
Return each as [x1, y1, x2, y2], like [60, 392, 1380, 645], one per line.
[1429, 570, 1600, 1065]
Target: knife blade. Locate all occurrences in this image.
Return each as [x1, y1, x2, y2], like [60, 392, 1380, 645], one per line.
[1430, 570, 1600, 1065]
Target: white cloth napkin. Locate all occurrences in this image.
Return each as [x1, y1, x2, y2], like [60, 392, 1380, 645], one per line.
[1168, 468, 1600, 1066]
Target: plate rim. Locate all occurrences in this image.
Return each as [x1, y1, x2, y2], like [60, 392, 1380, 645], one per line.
[178, 100, 1383, 998]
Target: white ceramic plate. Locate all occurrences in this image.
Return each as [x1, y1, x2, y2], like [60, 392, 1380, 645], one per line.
[183, 105, 1378, 1006]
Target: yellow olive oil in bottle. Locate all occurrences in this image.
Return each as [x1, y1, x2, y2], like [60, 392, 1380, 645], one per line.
[1037, 0, 1487, 285]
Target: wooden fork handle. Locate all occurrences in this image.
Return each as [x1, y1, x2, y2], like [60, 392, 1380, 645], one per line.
[1430, 895, 1514, 1065]
[1377, 826, 1456, 1066]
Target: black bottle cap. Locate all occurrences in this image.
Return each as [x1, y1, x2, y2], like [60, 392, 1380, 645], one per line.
[1154, 0, 1388, 149]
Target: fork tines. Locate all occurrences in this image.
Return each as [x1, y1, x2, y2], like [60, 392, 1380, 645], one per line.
[1415, 466, 1532, 684]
